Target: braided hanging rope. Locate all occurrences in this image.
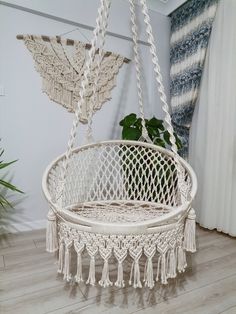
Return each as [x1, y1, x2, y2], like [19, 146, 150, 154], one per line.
[129, 0, 151, 142]
[86, 0, 112, 141]
[139, 0, 187, 201]
[57, 0, 111, 205]
[139, 0, 178, 155]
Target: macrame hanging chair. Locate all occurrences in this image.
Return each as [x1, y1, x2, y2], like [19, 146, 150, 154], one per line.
[17, 34, 129, 123]
[40, 0, 197, 289]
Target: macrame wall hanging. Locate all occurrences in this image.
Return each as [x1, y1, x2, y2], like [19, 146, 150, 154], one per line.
[18, 0, 197, 290]
[17, 34, 129, 123]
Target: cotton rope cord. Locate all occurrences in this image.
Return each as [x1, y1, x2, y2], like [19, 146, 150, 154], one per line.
[57, 0, 111, 206]
[86, 0, 112, 142]
[139, 0, 188, 202]
[129, 0, 151, 143]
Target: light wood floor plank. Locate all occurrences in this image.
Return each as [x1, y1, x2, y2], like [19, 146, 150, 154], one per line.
[0, 255, 4, 268]
[220, 306, 236, 314]
[134, 274, 236, 314]
[0, 284, 85, 314]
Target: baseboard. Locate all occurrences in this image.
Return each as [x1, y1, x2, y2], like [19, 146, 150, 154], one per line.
[0, 219, 46, 234]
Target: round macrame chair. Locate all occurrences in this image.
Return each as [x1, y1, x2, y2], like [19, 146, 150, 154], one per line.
[43, 0, 197, 289]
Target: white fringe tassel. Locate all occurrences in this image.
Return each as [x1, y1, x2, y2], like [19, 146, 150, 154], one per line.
[75, 252, 83, 283]
[57, 240, 65, 274]
[63, 243, 72, 282]
[161, 253, 168, 285]
[167, 249, 177, 278]
[86, 256, 96, 286]
[144, 257, 154, 289]
[177, 246, 187, 273]
[115, 261, 125, 287]
[129, 260, 142, 288]
[46, 209, 58, 253]
[156, 255, 161, 282]
[74, 243, 84, 283]
[86, 246, 98, 286]
[99, 259, 113, 288]
[184, 208, 197, 252]
[114, 248, 127, 288]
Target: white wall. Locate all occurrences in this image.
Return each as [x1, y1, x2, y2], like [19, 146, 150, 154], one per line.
[0, 0, 170, 232]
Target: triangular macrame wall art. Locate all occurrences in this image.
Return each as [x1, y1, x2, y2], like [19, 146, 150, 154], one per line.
[17, 34, 129, 123]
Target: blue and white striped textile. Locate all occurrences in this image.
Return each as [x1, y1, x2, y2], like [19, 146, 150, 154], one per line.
[170, 0, 218, 157]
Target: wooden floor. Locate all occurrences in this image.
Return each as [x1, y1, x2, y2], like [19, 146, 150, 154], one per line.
[0, 226, 236, 314]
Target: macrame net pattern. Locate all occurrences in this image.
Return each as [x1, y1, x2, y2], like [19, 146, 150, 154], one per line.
[48, 142, 191, 215]
[22, 35, 127, 122]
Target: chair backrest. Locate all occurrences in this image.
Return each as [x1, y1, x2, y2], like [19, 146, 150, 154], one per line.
[60, 142, 185, 207]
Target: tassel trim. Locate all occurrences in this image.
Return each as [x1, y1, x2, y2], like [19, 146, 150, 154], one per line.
[46, 209, 58, 253]
[184, 208, 197, 253]
[63, 241, 72, 281]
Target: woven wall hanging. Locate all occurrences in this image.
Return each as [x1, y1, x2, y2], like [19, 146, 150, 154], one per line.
[17, 34, 129, 123]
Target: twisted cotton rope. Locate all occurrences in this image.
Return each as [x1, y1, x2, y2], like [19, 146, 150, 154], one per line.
[129, 0, 150, 142]
[139, 0, 187, 201]
[86, 0, 111, 141]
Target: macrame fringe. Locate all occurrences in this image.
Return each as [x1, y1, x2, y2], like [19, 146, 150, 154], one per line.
[75, 252, 83, 283]
[184, 208, 197, 252]
[55, 244, 190, 287]
[115, 261, 125, 287]
[177, 246, 187, 273]
[46, 209, 58, 253]
[63, 244, 72, 281]
[57, 241, 65, 274]
[161, 253, 168, 285]
[167, 249, 177, 278]
[99, 259, 113, 287]
[86, 257, 96, 286]
[155, 256, 161, 282]
[114, 248, 127, 288]
[144, 257, 154, 289]
[54, 222, 196, 288]
[74, 243, 84, 283]
[129, 260, 142, 288]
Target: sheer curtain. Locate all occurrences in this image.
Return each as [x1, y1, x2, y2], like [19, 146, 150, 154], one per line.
[189, 0, 236, 236]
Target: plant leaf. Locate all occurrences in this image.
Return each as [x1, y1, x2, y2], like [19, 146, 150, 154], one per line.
[122, 126, 142, 141]
[0, 179, 23, 193]
[146, 117, 164, 130]
[0, 160, 17, 169]
[163, 131, 172, 145]
[146, 125, 160, 138]
[154, 137, 166, 148]
[0, 194, 12, 208]
[119, 113, 137, 127]
[134, 118, 142, 128]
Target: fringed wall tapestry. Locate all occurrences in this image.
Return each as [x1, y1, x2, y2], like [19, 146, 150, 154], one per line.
[17, 34, 129, 123]
[170, 0, 218, 157]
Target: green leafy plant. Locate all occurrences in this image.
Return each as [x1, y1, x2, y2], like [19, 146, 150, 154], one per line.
[119, 113, 182, 149]
[0, 148, 23, 208]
